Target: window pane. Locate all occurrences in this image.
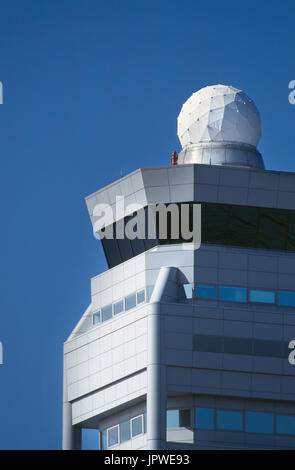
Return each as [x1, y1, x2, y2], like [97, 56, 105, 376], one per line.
[219, 286, 247, 303]
[117, 238, 133, 262]
[108, 426, 119, 446]
[194, 334, 223, 353]
[131, 416, 143, 437]
[131, 237, 145, 256]
[167, 410, 179, 428]
[147, 286, 154, 301]
[224, 337, 252, 355]
[119, 420, 131, 443]
[278, 291, 295, 307]
[113, 300, 124, 316]
[183, 284, 193, 299]
[125, 293, 136, 311]
[250, 290, 275, 304]
[196, 285, 216, 299]
[277, 415, 295, 435]
[217, 410, 243, 431]
[254, 339, 282, 358]
[137, 290, 145, 304]
[245, 411, 274, 434]
[101, 430, 108, 450]
[102, 238, 122, 268]
[101, 304, 112, 322]
[195, 408, 214, 430]
[93, 311, 100, 325]
[143, 413, 147, 433]
[179, 409, 191, 428]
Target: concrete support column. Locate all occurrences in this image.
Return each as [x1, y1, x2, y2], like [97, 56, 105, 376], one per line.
[62, 353, 81, 450]
[147, 266, 178, 451]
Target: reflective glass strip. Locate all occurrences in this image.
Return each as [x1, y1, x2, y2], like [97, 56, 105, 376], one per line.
[196, 285, 216, 299]
[245, 411, 274, 434]
[249, 289, 275, 304]
[277, 415, 295, 435]
[219, 286, 247, 303]
[278, 291, 295, 307]
[195, 408, 214, 430]
[217, 410, 243, 431]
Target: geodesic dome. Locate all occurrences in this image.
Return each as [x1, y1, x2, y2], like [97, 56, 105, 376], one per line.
[177, 84, 261, 148]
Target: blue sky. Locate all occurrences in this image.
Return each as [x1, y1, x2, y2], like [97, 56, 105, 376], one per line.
[0, 0, 294, 449]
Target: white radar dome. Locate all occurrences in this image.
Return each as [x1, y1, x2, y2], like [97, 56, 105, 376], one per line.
[177, 84, 261, 148]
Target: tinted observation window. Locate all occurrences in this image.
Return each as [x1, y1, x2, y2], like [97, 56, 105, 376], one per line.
[196, 285, 216, 299]
[102, 203, 295, 268]
[195, 408, 214, 430]
[217, 410, 243, 431]
[245, 411, 274, 434]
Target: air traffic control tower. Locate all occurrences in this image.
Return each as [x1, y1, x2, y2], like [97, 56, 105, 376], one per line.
[63, 85, 295, 450]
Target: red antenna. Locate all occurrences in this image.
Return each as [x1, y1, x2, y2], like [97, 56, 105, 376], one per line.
[171, 151, 178, 166]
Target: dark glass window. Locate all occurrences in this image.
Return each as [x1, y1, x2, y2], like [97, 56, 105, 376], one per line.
[131, 238, 145, 256]
[194, 334, 223, 353]
[101, 238, 122, 268]
[253, 339, 282, 358]
[113, 300, 124, 315]
[125, 293, 136, 311]
[245, 411, 274, 434]
[137, 290, 145, 304]
[117, 238, 133, 262]
[143, 413, 147, 433]
[219, 286, 247, 303]
[167, 409, 191, 428]
[257, 209, 288, 251]
[278, 291, 295, 307]
[193, 334, 286, 359]
[101, 203, 295, 269]
[217, 410, 243, 431]
[195, 408, 214, 430]
[131, 416, 143, 437]
[249, 290, 275, 304]
[101, 304, 112, 322]
[224, 336, 252, 355]
[277, 415, 295, 435]
[179, 409, 191, 427]
[119, 420, 131, 443]
[196, 285, 216, 299]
